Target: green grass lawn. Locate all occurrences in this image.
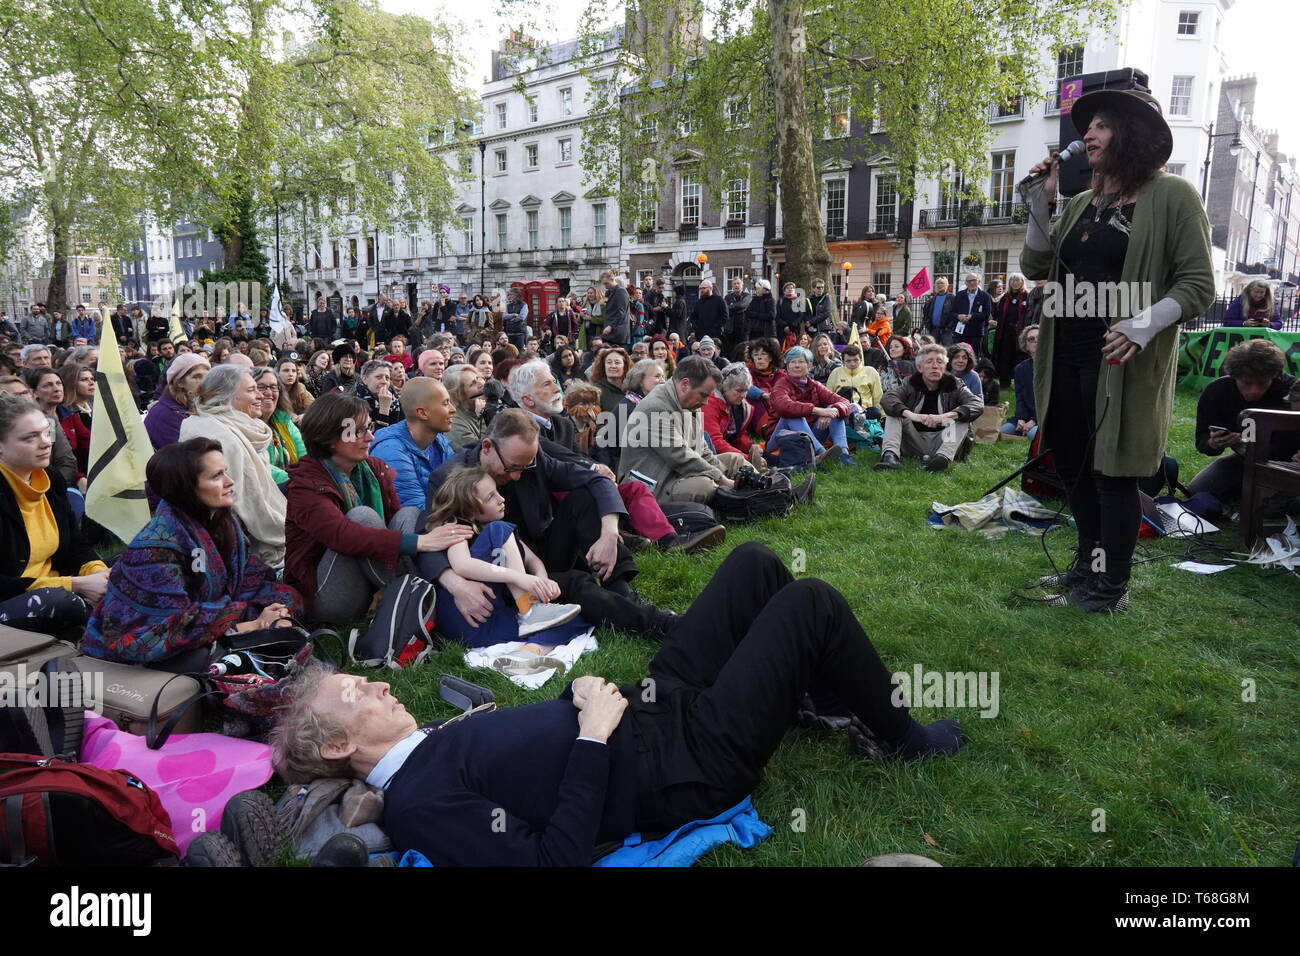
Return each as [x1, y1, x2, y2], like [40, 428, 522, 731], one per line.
[361, 385, 1300, 866]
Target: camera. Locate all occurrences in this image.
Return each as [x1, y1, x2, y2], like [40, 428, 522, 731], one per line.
[734, 465, 773, 491]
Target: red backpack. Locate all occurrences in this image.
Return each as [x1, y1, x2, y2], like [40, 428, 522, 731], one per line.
[0, 753, 178, 867]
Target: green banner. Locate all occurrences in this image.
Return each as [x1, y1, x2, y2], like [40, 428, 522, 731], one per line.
[1178, 328, 1300, 389]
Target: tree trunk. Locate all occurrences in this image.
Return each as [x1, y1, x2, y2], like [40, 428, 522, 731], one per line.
[45, 211, 70, 315]
[769, 0, 832, 308]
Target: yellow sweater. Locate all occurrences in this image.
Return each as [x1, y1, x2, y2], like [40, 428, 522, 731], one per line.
[0, 462, 106, 591]
[826, 364, 883, 409]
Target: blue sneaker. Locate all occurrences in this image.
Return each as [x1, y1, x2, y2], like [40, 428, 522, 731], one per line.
[838, 452, 859, 466]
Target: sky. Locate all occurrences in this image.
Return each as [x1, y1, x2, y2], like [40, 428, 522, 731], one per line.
[381, 0, 1300, 156]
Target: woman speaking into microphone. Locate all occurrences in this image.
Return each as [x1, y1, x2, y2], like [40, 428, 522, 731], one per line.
[1019, 89, 1213, 612]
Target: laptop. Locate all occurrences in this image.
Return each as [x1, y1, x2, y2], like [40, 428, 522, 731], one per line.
[1139, 492, 1218, 538]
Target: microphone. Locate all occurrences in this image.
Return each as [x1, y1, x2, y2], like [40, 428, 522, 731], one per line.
[1017, 139, 1086, 193]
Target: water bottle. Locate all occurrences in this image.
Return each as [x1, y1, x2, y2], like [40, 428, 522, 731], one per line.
[209, 652, 266, 678]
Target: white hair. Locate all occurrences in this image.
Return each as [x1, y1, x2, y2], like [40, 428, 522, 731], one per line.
[506, 358, 552, 404]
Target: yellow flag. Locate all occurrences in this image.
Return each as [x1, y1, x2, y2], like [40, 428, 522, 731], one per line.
[85, 315, 152, 545]
[169, 293, 186, 346]
[847, 322, 859, 348]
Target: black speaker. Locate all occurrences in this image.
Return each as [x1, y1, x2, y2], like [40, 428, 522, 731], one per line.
[1057, 68, 1151, 196]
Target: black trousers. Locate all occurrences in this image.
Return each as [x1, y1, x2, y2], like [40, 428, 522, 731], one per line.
[632, 542, 911, 833]
[1045, 360, 1140, 581]
[535, 486, 637, 586]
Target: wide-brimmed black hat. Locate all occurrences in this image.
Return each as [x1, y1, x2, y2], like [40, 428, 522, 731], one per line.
[1070, 89, 1173, 165]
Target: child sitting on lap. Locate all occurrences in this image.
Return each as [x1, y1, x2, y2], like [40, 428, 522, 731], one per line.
[427, 465, 584, 648]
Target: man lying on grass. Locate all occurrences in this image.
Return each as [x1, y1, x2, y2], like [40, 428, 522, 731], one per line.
[271, 542, 965, 866]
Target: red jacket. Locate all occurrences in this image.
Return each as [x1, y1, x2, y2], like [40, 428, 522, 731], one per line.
[770, 374, 851, 425]
[702, 393, 759, 456]
[284, 454, 408, 615]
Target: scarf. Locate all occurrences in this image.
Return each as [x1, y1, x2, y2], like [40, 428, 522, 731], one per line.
[320, 456, 384, 515]
[269, 411, 300, 468]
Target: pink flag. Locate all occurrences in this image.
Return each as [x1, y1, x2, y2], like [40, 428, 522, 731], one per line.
[906, 267, 932, 299]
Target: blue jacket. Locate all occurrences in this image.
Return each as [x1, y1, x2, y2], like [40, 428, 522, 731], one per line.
[370, 421, 455, 509]
[71, 316, 97, 342]
[1011, 357, 1036, 423]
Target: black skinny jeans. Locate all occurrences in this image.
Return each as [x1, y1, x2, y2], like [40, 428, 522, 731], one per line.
[632, 542, 912, 833]
[1045, 360, 1140, 582]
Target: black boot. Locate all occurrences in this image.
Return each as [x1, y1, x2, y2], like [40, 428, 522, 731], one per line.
[1029, 540, 1098, 593]
[1062, 572, 1130, 613]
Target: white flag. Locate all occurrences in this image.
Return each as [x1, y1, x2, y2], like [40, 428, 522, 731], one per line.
[85, 314, 152, 545]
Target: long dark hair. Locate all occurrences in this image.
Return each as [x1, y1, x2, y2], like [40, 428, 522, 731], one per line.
[146, 437, 236, 558]
[1090, 108, 1165, 198]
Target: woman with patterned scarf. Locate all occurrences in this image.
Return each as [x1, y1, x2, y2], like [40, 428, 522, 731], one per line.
[82, 438, 302, 665]
[283, 392, 472, 624]
[179, 364, 287, 568]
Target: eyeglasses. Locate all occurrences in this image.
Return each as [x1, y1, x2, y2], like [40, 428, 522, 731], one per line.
[490, 444, 536, 475]
[257, 383, 280, 392]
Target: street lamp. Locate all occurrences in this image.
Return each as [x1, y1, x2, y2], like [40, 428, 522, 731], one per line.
[1200, 121, 1241, 201]
[842, 261, 852, 322]
[1229, 137, 1262, 274]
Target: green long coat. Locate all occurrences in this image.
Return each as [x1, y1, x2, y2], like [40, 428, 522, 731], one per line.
[1020, 173, 1214, 477]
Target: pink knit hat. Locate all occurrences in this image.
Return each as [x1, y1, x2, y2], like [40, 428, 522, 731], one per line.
[166, 352, 210, 384]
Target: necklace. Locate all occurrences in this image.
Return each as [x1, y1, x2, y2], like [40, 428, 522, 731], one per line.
[1079, 190, 1124, 243]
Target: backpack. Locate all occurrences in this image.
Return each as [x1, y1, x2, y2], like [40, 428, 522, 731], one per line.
[712, 471, 796, 524]
[0, 753, 178, 866]
[347, 574, 438, 669]
[659, 501, 719, 536]
[762, 430, 817, 471]
[0, 625, 86, 761]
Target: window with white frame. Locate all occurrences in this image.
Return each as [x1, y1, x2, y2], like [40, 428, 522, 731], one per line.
[460, 153, 473, 176]
[559, 87, 573, 115]
[680, 174, 701, 225]
[526, 211, 539, 250]
[495, 102, 508, 130]
[495, 149, 507, 173]
[871, 267, 891, 297]
[725, 176, 749, 221]
[461, 217, 474, 254]
[1166, 162, 1187, 178]
[1052, 45, 1084, 110]
[984, 250, 1008, 284]
[558, 138, 572, 163]
[592, 203, 607, 245]
[1169, 76, 1193, 116]
[525, 144, 539, 169]
[990, 150, 1016, 216]
[527, 99, 538, 124]
[82, 291, 92, 303]
[725, 96, 749, 129]
[408, 235, 419, 257]
[1177, 10, 1199, 35]
[559, 206, 572, 247]
[386, 236, 396, 258]
[826, 89, 850, 138]
[724, 266, 743, 286]
[822, 177, 847, 236]
[79, 262, 90, 275]
[874, 176, 898, 230]
[639, 182, 658, 231]
[640, 116, 656, 141]
[679, 114, 695, 137]
[496, 213, 508, 251]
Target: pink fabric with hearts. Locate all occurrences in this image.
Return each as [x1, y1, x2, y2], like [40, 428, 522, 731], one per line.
[79, 712, 274, 854]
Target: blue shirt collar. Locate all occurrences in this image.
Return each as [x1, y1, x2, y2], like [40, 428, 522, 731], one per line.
[365, 730, 430, 790]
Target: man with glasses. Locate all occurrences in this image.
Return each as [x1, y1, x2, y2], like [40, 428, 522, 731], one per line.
[425, 408, 671, 636]
[943, 272, 993, 352]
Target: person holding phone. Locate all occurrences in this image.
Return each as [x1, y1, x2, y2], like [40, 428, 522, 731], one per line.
[1186, 338, 1297, 503]
[1019, 89, 1214, 612]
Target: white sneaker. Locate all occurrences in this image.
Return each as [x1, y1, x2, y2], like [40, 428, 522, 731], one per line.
[518, 602, 582, 638]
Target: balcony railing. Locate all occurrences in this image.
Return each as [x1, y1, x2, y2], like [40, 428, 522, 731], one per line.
[918, 200, 1064, 230]
[678, 225, 699, 241]
[723, 222, 746, 239]
[989, 99, 1024, 121]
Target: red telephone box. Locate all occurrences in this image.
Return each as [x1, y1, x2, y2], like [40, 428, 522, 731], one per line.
[511, 279, 560, 334]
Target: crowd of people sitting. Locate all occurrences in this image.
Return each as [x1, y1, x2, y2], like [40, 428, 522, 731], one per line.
[1, 258, 1291, 867]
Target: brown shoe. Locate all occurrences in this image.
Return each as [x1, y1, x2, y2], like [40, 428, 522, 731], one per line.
[664, 525, 726, 553]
